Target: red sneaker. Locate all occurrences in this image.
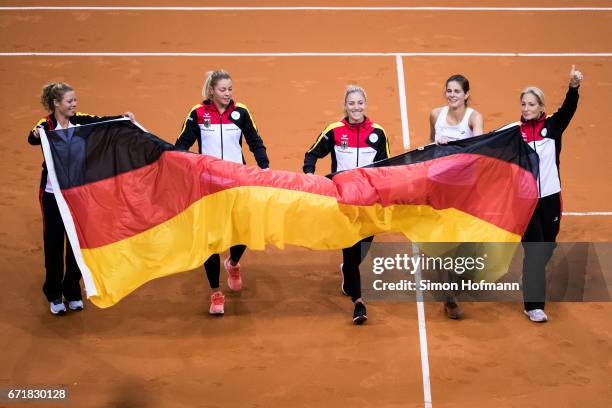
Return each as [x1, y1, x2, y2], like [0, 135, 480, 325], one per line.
[225, 257, 243, 291]
[209, 291, 225, 315]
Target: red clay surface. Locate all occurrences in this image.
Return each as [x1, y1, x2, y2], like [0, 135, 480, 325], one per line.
[0, 2, 611, 407]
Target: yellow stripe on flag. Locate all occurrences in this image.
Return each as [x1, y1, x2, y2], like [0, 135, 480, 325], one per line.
[81, 186, 520, 307]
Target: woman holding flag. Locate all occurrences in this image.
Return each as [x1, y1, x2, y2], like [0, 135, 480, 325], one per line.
[28, 82, 134, 315]
[519, 65, 583, 323]
[303, 85, 390, 325]
[175, 69, 270, 316]
[429, 74, 484, 319]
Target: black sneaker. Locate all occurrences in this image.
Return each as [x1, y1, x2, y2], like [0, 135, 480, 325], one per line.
[353, 302, 367, 325]
[444, 301, 463, 319]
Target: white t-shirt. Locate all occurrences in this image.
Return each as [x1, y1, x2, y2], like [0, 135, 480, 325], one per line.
[434, 106, 474, 142]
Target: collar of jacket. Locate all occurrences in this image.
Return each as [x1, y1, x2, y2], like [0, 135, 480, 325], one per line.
[519, 111, 548, 142]
[47, 114, 76, 130]
[519, 111, 546, 126]
[342, 116, 372, 129]
[203, 99, 236, 116]
[46, 114, 57, 129]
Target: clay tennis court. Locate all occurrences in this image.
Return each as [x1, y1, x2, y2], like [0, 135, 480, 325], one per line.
[1, 1, 611, 407]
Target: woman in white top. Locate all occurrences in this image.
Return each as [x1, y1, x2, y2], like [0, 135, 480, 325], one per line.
[428, 74, 483, 319]
[430, 74, 483, 144]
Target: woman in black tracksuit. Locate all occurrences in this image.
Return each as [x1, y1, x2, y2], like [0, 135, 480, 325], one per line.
[175, 69, 269, 316]
[519, 65, 583, 323]
[303, 85, 390, 325]
[28, 82, 134, 315]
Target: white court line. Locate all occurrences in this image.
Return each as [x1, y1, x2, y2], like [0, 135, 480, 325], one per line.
[563, 212, 612, 216]
[1, 6, 611, 11]
[399, 57, 432, 407]
[413, 244, 433, 408]
[395, 55, 411, 149]
[1, 52, 611, 57]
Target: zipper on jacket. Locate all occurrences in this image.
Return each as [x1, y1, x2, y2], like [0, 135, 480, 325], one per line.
[219, 112, 224, 160]
[356, 124, 360, 167]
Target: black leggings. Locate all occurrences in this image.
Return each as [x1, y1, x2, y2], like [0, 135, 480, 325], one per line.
[342, 236, 374, 302]
[204, 245, 247, 289]
[40, 191, 82, 302]
[522, 193, 561, 311]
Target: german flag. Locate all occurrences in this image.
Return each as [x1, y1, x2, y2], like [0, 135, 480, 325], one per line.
[39, 119, 538, 307]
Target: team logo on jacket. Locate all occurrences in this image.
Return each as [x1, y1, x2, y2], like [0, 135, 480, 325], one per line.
[540, 128, 548, 137]
[340, 134, 349, 150]
[368, 133, 379, 143]
[231, 111, 241, 120]
[203, 118, 211, 128]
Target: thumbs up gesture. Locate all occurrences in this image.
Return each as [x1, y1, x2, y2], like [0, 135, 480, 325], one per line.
[569, 65, 583, 88]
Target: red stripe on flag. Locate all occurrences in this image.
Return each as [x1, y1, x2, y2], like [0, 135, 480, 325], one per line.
[62, 151, 537, 249]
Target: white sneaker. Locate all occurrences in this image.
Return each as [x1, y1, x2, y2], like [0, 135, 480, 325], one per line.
[524, 309, 548, 323]
[68, 300, 84, 311]
[49, 299, 66, 315]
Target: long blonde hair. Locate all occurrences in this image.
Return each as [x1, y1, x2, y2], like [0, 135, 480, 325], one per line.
[202, 70, 232, 99]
